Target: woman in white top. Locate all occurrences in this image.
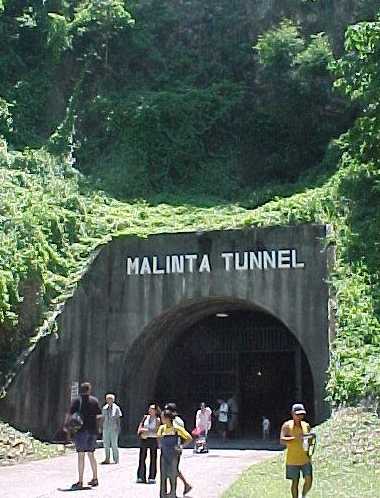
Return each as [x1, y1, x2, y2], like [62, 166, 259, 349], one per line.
[195, 402, 212, 436]
[136, 403, 161, 484]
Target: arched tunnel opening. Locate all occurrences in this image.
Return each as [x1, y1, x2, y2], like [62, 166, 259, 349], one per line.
[123, 299, 315, 439]
[154, 309, 314, 437]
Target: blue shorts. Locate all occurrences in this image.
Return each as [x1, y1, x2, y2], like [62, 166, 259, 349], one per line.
[286, 463, 313, 480]
[73, 430, 97, 453]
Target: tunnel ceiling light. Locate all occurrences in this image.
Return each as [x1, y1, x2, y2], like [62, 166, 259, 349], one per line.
[216, 313, 229, 318]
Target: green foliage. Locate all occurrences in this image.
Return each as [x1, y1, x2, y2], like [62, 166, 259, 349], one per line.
[1, 0, 363, 189]
[7, 70, 57, 148]
[296, 33, 334, 79]
[70, 0, 134, 69]
[333, 18, 380, 102]
[47, 12, 71, 62]
[251, 20, 349, 180]
[79, 82, 244, 196]
[72, 0, 134, 31]
[48, 95, 77, 160]
[331, 17, 380, 167]
[256, 20, 305, 70]
[0, 97, 12, 139]
[72, 17, 350, 193]
[323, 16, 380, 404]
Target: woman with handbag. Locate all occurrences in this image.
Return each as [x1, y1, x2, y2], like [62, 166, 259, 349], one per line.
[136, 403, 161, 484]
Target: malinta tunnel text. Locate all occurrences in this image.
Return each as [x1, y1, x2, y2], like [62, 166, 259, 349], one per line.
[126, 249, 305, 276]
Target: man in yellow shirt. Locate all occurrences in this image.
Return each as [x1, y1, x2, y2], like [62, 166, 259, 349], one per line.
[280, 403, 313, 498]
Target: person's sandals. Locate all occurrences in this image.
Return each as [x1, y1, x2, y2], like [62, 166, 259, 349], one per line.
[184, 483, 193, 495]
[88, 478, 98, 487]
[70, 482, 83, 490]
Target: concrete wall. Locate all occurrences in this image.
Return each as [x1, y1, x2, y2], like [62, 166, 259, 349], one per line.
[0, 224, 332, 439]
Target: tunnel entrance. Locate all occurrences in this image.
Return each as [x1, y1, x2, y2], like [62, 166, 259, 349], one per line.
[154, 310, 314, 436]
[0, 225, 330, 440]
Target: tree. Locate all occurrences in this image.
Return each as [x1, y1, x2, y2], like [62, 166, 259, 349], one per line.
[70, 0, 134, 70]
[332, 16, 380, 165]
[248, 20, 349, 181]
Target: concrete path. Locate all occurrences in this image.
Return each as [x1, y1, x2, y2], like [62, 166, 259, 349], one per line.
[0, 448, 277, 497]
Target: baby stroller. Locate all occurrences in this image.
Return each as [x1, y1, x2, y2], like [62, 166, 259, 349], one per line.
[191, 427, 209, 454]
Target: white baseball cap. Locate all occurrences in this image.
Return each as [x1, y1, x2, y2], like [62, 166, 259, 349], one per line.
[292, 403, 306, 415]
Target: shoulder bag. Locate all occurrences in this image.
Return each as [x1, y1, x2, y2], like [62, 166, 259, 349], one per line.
[68, 397, 83, 433]
[137, 415, 149, 440]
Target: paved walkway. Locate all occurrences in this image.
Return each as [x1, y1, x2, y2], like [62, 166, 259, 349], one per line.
[0, 448, 277, 497]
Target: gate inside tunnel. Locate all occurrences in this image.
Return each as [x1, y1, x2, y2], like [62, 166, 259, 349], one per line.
[154, 309, 314, 436]
[155, 311, 313, 435]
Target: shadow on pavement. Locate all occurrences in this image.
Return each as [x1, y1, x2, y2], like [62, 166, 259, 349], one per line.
[57, 487, 93, 492]
[119, 435, 283, 452]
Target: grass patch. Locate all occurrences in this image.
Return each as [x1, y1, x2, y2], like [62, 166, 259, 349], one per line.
[223, 408, 380, 498]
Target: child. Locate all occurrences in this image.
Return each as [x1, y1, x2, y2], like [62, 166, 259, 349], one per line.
[158, 409, 192, 498]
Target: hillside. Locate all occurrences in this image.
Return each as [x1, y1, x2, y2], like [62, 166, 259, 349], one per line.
[1, 136, 379, 405]
[0, 1, 380, 408]
[1, 1, 378, 196]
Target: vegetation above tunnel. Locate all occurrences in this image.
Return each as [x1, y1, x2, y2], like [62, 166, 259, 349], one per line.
[1, 0, 374, 195]
[0, 1, 380, 407]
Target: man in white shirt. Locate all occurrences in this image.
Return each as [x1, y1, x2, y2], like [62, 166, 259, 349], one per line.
[262, 416, 270, 440]
[101, 394, 122, 464]
[216, 399, 229, 441]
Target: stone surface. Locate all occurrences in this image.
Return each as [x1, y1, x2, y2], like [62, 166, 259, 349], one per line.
[0, 448, 278, 498]
[0, 225, 332, 438]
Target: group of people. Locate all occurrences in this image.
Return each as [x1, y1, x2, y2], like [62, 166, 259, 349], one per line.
[64, 382, 205, 496]
[136, 401, 193, 496]
[64, 383, 118, 489]
[64, 383, 315, 498]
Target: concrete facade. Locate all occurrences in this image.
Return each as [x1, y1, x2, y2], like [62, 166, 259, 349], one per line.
[0, 225, 332, 439]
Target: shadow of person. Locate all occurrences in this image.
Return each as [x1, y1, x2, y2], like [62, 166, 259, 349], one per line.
[57, 486, 93, 492]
